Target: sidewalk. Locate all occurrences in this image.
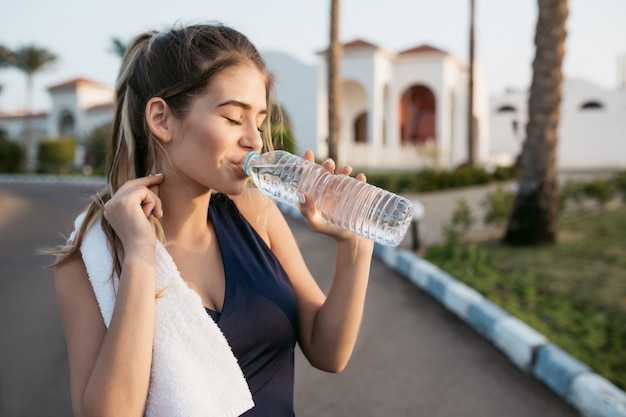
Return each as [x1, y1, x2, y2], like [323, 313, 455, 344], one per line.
[398, 182, 509, 251]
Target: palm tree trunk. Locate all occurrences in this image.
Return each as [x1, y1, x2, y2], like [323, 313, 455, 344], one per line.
[467, 0, 476, 166]
[24, 74, 35, 171]
[327, 0, 341, 161]
[504, 0, 568, 245]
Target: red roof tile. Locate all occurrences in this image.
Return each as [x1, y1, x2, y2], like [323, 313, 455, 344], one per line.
[343, 39, 379, 49]
[48, 77, 111, 91]
[399, 44, 447, 55]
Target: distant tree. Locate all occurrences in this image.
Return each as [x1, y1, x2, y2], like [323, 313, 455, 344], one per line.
[504, 0, 568, 245]
[110, 37, 128, 58]
[0, 44, 12, 67]
[11, 44, 58, 170]
[0, 44, 13, 96]
[327, 0, 342, 161]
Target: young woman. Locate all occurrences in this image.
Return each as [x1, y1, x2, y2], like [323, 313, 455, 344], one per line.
[53, 23, 374, 417]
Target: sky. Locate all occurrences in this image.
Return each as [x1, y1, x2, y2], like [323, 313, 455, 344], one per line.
[1, 0, 625, 112]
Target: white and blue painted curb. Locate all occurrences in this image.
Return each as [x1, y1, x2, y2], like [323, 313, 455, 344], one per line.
[273, 202, 626, 417]
[374, 243, 626, 417]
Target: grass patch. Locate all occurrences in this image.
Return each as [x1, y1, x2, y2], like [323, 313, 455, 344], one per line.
[426, 206, 626, 390]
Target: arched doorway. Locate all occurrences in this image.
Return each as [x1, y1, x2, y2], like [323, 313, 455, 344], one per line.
[353, 111, 367, 143]
[399, 85, 436, 145]
[58, 111, 76, 137]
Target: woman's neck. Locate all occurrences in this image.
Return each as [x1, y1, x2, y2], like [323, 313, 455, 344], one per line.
[158, 181, 213, 247]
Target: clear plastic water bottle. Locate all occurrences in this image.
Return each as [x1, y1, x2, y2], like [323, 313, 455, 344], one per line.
[244, 150, 414, 247]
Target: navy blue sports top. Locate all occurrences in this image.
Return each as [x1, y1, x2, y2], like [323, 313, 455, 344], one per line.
[206, 193, 298, 417]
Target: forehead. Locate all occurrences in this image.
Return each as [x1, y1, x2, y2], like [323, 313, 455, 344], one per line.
[206, 64, 267, 107]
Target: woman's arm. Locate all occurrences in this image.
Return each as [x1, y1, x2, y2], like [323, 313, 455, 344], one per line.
[56, 249, 156, 417]
[237, 160, 374, 373]
[55, 175, 164, 417]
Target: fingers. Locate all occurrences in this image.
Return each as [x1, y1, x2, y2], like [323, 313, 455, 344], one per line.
[105, 174, 164, 223]
[302, 150, 366, 180]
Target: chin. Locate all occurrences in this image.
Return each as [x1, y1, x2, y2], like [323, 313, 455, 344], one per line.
[215, 180, 249, 196]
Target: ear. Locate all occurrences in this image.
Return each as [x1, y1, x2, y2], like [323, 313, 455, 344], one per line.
[146, 97, 173, 143]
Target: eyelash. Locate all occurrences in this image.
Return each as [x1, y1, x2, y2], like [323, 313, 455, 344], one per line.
[225, 117, 264, 133]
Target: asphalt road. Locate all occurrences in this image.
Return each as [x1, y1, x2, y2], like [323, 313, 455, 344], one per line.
[0, 181, 578, 417]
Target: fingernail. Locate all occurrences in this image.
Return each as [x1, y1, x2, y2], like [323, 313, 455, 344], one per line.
[323, 158, 333, 165]
[150, 173, 163, 176]
[297, 192, 306, 204]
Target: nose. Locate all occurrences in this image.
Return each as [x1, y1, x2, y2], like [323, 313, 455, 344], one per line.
[240, 122, 264, 152]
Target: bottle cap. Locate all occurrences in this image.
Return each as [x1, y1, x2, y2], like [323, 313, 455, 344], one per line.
[243, 152, 259, 177]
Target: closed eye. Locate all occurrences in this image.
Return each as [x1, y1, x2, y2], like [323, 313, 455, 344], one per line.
[224, 116, 242, 126]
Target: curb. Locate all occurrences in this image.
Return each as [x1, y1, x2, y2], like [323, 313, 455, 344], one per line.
[0, 174, 106, 187]
[375, 244, 626, 417]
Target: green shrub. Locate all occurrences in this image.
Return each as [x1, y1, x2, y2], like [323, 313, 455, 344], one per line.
[84, 124, 111, 173]
[491, 164, 518, 181]
[441, 198, 476, 250]
[452, 164, 492, 187]
[38, 136, 76, 174]
[583, 178, 616, 209]
[611, 171, 626, 201]
[482, 186, 514, 227]
[559, 180, 587, 212]
[0, 137, 25, 173]
[365, 163, 517, 195]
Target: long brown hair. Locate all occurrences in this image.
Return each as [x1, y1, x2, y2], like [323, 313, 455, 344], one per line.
[52, 23, 275, 275]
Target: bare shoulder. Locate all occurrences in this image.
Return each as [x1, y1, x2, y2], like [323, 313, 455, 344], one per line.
[229, 187, 286, 247]
[54, 252, 102, 330]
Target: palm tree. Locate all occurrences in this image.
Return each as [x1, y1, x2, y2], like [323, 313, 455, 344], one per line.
[503, 0, 568, 245]
[11, 44, 57, 170]
[110, 37, 128, 58]
[0, 44, 13, 95]
[0, 44, 12, 67]
[327, 0, 342, 161]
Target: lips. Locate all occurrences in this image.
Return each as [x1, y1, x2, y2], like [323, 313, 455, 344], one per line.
[233, 155, 249, 178]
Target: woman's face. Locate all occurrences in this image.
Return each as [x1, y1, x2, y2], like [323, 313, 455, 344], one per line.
[164, 63, 267, 196]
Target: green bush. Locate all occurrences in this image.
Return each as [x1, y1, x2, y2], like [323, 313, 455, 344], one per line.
[611, 171, 626, 201]
[583, 178, 616, 209]
[38, 136, 76, 174]
[482, 186, 514, 227]
[366, 163, 516, 195]
[0, 136, 25, 173]
[559, 180, 587, 212]
[84, 124, 111, 174]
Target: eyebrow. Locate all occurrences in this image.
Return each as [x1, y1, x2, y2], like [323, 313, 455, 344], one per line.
[217, 100, 267, 115]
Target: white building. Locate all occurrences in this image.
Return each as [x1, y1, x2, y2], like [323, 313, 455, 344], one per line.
[0, 78, 115, 167]
[490, 79, 626, 172]
[267, 40, 489, 170]
[1, 42, 624, 173]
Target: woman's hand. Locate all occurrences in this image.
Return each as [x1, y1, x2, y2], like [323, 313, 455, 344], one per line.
[298, 150, 369, 243]
[103, 174, 165, 250]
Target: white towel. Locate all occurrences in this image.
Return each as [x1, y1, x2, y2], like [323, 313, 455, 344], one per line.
[72, 212, 254, 417]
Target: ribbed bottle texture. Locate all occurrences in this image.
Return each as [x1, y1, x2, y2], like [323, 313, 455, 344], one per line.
[244, 150, 414, 247]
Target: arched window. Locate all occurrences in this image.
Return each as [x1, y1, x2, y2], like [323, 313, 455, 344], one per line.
[580, 101, 604, 110]
[353, 112, 367, 143]
[497, 105, 517, 113]
[399, 85, 436, 145]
